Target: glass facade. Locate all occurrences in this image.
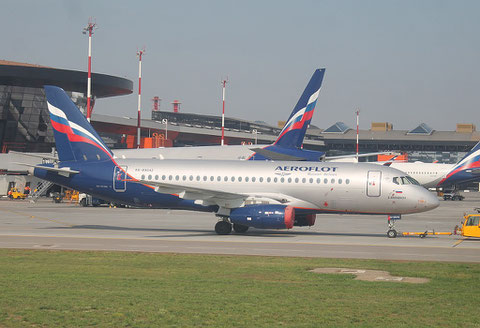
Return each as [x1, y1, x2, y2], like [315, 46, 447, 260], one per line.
[0, 85, 87, 153]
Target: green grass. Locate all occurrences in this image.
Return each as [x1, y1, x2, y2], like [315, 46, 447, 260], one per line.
[0, 249, 479, 327]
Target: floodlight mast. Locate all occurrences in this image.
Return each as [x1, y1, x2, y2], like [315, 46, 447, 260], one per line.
[136, 48, 145, 148]
[221, 78, 228, 146]
[356, 109, 360, 163]
[83, 18, 96, 122]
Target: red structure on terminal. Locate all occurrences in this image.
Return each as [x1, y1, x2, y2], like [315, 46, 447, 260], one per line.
[152, 96, 161, 111]
[171, 100, 181, 113]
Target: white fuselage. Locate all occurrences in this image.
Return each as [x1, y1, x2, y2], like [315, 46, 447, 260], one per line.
[387, 162, 453, 188]
[118, 160, 439, 215]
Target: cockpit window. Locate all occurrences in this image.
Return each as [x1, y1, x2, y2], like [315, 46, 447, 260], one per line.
[393, 176, 420, 185]
[406, 176, 420, 185]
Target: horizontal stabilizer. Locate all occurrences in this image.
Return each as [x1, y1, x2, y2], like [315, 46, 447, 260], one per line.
[15, 163, 79, 177]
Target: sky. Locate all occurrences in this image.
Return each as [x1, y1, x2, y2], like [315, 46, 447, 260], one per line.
[1, 0, 479, 131]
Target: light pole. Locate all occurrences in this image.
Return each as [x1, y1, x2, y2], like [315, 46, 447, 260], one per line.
[136, 48, 145, 148]
[162, 118, 168, 141]
[82, 18, 96, 122]
[252, 129, 258, 145]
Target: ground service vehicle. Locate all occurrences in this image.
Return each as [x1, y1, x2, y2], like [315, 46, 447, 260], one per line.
[457, 214, 480, 238]
[8, 188, 26, 200]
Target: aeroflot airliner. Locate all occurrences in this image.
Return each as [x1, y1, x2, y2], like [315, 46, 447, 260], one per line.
[29, 86, 439, 237]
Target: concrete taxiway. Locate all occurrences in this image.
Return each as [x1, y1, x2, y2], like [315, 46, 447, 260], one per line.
[0, 193, 479, 262]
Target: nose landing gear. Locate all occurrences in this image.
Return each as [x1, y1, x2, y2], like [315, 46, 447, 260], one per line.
[387, 215, 401, 238]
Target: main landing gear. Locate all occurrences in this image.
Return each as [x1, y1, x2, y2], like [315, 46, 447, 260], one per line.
[214, 220, 249, 235]
[387, 215, 401, 238]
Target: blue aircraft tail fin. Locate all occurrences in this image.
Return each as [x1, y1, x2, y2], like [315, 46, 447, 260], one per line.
[44, 85, 114, 162]
[439, 141, 480, 185]
[274, 68, 325, 149]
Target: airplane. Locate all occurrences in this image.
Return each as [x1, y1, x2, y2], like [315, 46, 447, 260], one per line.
[25, 86, 439, 238]
[382, 141, 480, 189]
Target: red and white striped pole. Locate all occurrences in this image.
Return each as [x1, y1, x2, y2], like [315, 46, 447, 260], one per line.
[136, 49, 145, 148]
[221, 79, 227, 146]
[356, 109, 360, 162]
[83, 19, 96, 122]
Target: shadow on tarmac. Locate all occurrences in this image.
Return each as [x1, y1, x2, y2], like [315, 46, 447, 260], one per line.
[45, 224, 387, 238]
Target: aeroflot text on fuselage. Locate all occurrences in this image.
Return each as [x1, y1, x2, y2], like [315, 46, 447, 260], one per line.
[275, 166, 338, 172]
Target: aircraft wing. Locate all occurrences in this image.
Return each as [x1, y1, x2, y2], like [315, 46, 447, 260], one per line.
[9, 151, 58, 161]
[130, 179, 291, 208]
[326, 151, 400, 161]
[249, 148, 307, 161]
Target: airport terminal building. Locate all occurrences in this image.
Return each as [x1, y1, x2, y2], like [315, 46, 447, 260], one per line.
[1, 60, 480, 194]
[0, 60, 133, 153]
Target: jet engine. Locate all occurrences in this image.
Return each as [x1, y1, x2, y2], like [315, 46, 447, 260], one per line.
[294, 214, 316, 227]
[229, 205, 295, 229]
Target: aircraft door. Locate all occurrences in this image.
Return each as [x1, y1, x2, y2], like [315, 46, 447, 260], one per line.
[113, 166, 127, 192]
[367, 170, 381, 197]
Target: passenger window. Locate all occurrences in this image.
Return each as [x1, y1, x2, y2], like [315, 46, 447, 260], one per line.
[203, 176, 207, 181]
[252, 177, 256, 182]
[224, 176, 228, 182]
[346, 179, 350, 184]
[148, 175, 153, 180]
[317, 178, 321, 184]
[162, 175, 166, 180]
[338, 179, 342, 184]
[302, 178, 306, 183]
[274, 177, 278, 183]
[267, 177, 271, 183]
[182, 175, 187, 181]
[155, 175, 159, 180]
[217, 176, 221, 182]
[239, 177, 243, 182]
[295, 178, 299, 183]
[210, 176, 214, 181]
[245, 177, 249, 182]
[175, 175, 180, 181]
[309, 178, 313, 183]
[231, 176, 235, 182]
[331, 178, 335, 184]
[196, 176, 200, 181]
[288, 178, 292, 183]
[281, 177, 285, 183]
[141, 174, 145, 180]
[259, 177, 264, 182]
[324, 178, 328, 184]
[169, 175, 173, 181]
[189, 175, 194, 181]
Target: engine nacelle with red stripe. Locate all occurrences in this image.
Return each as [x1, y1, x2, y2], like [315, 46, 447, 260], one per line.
[229, 205, 295, 229]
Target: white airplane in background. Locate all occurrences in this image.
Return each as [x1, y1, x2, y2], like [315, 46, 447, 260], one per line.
[382, 141, 480, 189]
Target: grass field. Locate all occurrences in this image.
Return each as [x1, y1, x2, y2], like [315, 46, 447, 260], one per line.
[0, 249, 479, 327]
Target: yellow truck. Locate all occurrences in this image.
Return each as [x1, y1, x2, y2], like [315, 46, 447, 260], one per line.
[456, 214, 480, 238]
[7, 188, 26, 200]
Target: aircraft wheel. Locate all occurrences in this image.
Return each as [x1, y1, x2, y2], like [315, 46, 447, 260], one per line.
[215, 221, 232, 235]
[233, 223, 249, 233]
[387, 229, 397, 238]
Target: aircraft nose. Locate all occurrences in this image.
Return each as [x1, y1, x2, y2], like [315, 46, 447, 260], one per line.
[418, 189, 440, 211]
